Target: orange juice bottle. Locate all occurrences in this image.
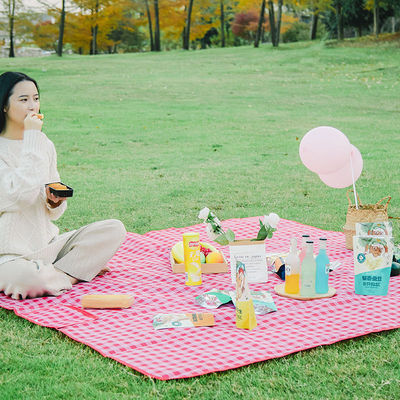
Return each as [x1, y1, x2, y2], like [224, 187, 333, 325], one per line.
[285, 238, 300, 294]
[183, 232, 202, 286]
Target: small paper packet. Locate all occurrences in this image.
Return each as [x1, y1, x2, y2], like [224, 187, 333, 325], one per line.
[153, 313, 215, 330]
[194, 289, 232, 309]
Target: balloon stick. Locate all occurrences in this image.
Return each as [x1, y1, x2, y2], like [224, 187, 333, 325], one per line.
[350, 156, 359, 209]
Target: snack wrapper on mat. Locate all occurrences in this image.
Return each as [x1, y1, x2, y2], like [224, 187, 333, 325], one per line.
[235, 260, 257, 330]
[194, 289, 232, 309]
[230, 290, 277, 315]
[153, 313, 215, 330]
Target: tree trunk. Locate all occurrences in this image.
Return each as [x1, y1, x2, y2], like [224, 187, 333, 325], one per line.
[268, 1, 277, 47]
[373, 0, 379, 37]
[144, 0, 154, 51]
[9, 0, 15, 58]
[335, 1, 344, 40]
[310, 10, 319, 40]
[275, 0, 283, 46]
[91, 25, 98, 54]
[57, 0, 66, 57]
[357, 26, 362, 37]
[183, 0, 194, 50]
[153, 0, 161, 51]
[91, 0, 99, 54]
[254, 0, 266, 48]
[220, 0, 225, 47]
[391, 16, 396, 34]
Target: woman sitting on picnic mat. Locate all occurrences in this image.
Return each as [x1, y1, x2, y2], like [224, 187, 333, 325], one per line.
[0, 71, 126, 300]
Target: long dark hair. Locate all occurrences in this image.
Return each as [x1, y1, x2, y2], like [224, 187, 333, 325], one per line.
[0, 72, 39, 133]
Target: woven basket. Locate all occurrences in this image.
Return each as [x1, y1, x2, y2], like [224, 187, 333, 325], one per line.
[343, 190, 391, 250]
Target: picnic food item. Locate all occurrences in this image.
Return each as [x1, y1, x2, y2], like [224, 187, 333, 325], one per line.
[48, 181, 74, 197]
[152, 313, 215, 329]
[353, 236, 393, 296]
[235, 260, 257, 330]
[195, 289, 232, 309]
[285, 238, 300, 294]
[49, 183, 67, 190]
[171, 241, 218, 264]
[81, 294, 134, 309]
[315, 238, 330, 294]
[34, 113, 44, 120]
[205, 251, 224, 264]
[183, 232, 202, 286]
[300, 241, 316, 297]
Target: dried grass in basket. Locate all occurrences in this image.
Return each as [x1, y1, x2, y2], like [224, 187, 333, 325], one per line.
[343, 190, 391, 250]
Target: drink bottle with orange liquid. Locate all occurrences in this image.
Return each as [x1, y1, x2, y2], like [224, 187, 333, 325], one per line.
[285, 238, 300, 294]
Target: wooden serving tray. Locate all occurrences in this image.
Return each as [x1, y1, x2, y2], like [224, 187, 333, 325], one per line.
[274, 283, 336, 301]
[170, 252, 229, 274]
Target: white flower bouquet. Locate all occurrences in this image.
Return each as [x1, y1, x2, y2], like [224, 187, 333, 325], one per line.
[198, 208, 280, 245]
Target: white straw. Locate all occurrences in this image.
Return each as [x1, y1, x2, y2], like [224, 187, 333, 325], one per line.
[350, 156, 359, 209]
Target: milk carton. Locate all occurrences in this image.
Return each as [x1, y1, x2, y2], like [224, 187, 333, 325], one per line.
[353, 235, 393, 296]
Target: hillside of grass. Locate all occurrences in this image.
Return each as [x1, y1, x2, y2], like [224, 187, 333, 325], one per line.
[0, 42, 399, 399]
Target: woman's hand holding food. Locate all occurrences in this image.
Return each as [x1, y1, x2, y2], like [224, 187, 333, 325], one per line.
[24, 112, 43, 131]
[45, 186, 66, 208]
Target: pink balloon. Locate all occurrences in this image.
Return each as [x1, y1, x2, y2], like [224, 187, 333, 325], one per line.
[299, 126, 352, 174]
[318, 145, 363, 188]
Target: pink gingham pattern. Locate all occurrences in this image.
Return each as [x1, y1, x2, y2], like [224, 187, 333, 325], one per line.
[1, 218, 399, 380]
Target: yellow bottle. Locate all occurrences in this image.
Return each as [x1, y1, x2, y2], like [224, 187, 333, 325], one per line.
[183, 232, 202, 286]
[285, 238, 301, 294]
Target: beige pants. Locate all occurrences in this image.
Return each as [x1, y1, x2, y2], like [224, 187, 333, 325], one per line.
[0, 219, 126, 300]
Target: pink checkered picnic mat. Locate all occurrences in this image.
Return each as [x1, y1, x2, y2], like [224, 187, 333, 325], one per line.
[1, 217, 399, 380]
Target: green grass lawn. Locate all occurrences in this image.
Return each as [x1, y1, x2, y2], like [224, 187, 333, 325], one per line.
[0, 41, 399, 399]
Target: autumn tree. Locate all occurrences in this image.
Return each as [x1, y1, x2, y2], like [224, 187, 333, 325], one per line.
[295, 0, 332, 40]
[231, 10, 259, 40]
[1, 0, 20, 57]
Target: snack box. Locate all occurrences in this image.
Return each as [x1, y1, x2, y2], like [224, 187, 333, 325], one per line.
[47, 182, 74, 197]
[170, 252, 229, 274]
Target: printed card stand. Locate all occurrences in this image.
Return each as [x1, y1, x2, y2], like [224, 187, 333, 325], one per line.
[229, 239, 267, 284]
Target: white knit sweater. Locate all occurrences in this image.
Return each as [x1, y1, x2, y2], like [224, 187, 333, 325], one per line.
[0, 130, 68, 265]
